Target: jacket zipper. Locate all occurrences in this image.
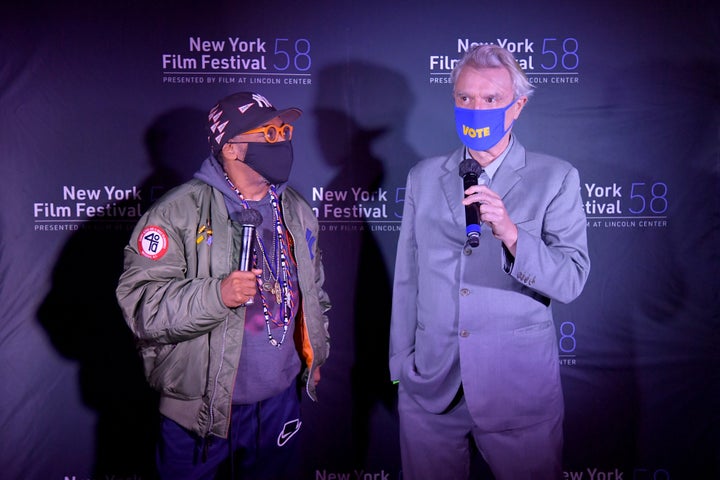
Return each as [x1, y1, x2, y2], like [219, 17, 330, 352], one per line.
[206, 217, 232, 437]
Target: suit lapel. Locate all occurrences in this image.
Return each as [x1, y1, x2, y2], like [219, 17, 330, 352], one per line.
[439, 148, 465, 228]
[490, 139, 525, 201]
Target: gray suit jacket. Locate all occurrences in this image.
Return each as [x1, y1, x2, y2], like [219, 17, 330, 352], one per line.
[390, 138, 590, 431]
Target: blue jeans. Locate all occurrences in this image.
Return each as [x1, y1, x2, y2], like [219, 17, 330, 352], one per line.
[157, 382, 302, 480]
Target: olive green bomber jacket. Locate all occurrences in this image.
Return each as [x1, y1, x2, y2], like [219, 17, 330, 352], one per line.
[116, 179, 330, 438]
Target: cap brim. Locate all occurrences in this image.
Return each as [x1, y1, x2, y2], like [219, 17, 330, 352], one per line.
[275, 107, 302, 124]
[236, 107, 303, 138]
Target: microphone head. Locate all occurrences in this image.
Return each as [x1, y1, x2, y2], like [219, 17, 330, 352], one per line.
[237, 208, 263, 228]
[459, 158, 483, 177]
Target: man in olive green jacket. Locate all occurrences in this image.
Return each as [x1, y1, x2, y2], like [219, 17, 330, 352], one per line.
[117, 91, 330, 480]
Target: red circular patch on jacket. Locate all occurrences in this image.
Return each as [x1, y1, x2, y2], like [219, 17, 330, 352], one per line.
[137, 226, 169, 260]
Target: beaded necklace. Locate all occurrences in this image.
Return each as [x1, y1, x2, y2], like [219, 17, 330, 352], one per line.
[224, 174, 295, 347]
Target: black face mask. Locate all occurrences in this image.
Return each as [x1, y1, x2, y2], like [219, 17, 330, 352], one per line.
[243, 141, 294, 185]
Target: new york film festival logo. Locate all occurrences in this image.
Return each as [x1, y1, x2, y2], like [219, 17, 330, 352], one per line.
[429, 36, 580, 86]
[581, 180, 669, 230]
[308, 185, 404, 233]
[161, 36, 313, 87]
[32, 184, 145, 232]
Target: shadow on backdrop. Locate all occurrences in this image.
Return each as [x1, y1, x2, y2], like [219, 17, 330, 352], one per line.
[311, 61, 421, 473]
[37, 107, 208, 479]
[560, 59, 720, 477]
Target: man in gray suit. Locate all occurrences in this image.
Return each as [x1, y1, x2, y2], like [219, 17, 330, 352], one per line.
[390, 44, 590, 479]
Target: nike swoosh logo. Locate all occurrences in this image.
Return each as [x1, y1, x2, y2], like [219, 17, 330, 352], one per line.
[277, 419, 302, 446]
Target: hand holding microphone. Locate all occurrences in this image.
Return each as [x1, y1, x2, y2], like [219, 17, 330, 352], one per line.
[459, 159, 518, 253]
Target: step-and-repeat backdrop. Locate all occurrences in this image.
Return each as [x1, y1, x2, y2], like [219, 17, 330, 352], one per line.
[1, 1, 718, 479]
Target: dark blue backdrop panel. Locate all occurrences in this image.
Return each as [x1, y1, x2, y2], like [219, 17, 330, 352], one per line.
[1, 1, 718, 479]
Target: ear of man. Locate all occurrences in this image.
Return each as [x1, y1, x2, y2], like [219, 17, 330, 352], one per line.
[222, 141, 247, 161]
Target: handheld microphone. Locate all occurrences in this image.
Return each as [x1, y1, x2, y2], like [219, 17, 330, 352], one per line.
[236, 208, 263, 306]
[237, 208, 263, 271]
[458, 158, 484, 248]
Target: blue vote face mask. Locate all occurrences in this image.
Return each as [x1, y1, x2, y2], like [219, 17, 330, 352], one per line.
[454, 100, 516, 151]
